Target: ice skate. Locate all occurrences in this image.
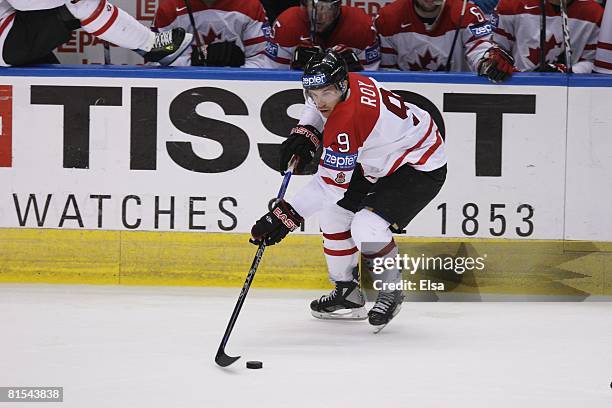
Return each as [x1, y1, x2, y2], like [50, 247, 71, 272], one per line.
[369, 290, 404, 333]
[140, 28, 193, 66]
[310, 281, 367, 320]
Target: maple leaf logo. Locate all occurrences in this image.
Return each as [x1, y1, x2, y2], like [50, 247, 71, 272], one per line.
[527, 34, 562, 66]
[407, 49, 445, 71]
[202, 27, 221, 45]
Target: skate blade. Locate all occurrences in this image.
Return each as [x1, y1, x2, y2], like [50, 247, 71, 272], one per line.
[371, 303, 403, 334]
[311, 307, 368, 321]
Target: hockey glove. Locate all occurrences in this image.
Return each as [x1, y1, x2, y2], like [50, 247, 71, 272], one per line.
[279, 125, 323, 175]
[191, 45, 206, 66]
[291, 45, 324, 70]
[337, 164, 374, 213]
[330, 44, 363, 71]
[478, 46, 515, 83]
[206, 41, 245, 67]
[251, 200, 303, 246]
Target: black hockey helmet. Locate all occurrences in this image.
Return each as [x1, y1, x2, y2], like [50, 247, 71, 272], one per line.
[302, 50, 349, 96]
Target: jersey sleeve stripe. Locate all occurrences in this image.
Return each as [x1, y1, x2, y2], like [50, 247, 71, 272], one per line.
[244, 36, 266, 46]
[385, 117, 434, 176]
[494, 28, 516, 42]
[381, 47, 398, 55]
[466, 38, 489, 55]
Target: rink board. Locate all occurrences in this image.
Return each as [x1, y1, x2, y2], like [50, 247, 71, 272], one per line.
[0, 68, 611, 296]
[1, 229, 611, 298]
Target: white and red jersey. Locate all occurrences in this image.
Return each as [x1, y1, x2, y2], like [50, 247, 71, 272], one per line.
[594, 1, 612, 74]
[153, 0, 269, 68]
[492, 0, 603, 73]
[262, 5, 381, 70]
[298, 73, 446, 204]
[375, 0, 495, 72]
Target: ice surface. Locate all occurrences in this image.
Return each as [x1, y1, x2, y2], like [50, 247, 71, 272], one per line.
[1, 284, 611, 408]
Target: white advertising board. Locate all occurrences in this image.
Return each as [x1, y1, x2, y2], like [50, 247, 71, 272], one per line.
[0, 71, 574, 240]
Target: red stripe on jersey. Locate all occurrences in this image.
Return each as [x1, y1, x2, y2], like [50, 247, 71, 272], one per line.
[381, 47, 398, 55]
[493, 28, 515, 42]
[466, 39, 488, 55]
[92, 5, 118, 37]
[244, 36, 266, 46]
[597, 41, 612, 51]
[594, 59, 612, 70]
[0, 13, 15, 36]
[584, 44, 596, 51]
[385, 117, 434, 176]
[82, 0, 107, 26]
[323, 231, 352, 240]
[321, 177, 349, 189]
[324, 246, 358, 256]
[414, 131, 442, 166]
[361, 240, 396, 259]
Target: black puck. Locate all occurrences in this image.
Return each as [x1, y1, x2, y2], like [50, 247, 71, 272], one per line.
[246, 361, 263, 369]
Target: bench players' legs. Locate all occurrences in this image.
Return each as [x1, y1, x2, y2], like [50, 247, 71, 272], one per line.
[64, 0, 192, 65]
[310, 204, 367, 320]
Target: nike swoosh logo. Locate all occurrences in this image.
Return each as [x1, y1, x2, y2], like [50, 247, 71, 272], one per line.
[176, 6, 187, 12]
[524, 5, 540, 10]
[300, 35, 311, 41]
[401, 23, 412, 28]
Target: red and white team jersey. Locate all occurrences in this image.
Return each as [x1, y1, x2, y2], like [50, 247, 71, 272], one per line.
[153, 0, 269, 68]
[594, 2, 612, 74]
[0, 0, 65, 66]
[262, 6, 381, 70]
[376, 0, 495, 72]
[492, 0, 603, 73]
[300, 73, 446, 200]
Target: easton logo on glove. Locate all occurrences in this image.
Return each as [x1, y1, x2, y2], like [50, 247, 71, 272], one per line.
[251, 200, 303, 246]
[290, 126, 321, 151]
[273, 206, 299, 231]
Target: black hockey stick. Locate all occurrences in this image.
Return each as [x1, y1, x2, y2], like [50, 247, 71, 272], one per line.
[183, 0, 206, 65]
[103, 41, 111, 64]
[538, 0, 546, 70]
[445, 0, 468, 72]
[559, 0, 572, 72]
[215, 160, 297, 367]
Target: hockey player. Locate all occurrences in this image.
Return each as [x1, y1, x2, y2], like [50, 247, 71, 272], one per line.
[492, 0, 604, 73]
[376, 0, 515, 82]
[262, 0, 381, 70]
[0, 0, 192, 67]
[594, 0, 612, 73]
[153, 0, 269, 67]
[251, 51, 447, 331]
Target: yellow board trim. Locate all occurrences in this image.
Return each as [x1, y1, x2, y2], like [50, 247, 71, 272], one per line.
[1, 228, 611, 296]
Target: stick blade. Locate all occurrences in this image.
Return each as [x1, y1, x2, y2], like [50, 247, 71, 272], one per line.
[215, 350, 240, 367]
